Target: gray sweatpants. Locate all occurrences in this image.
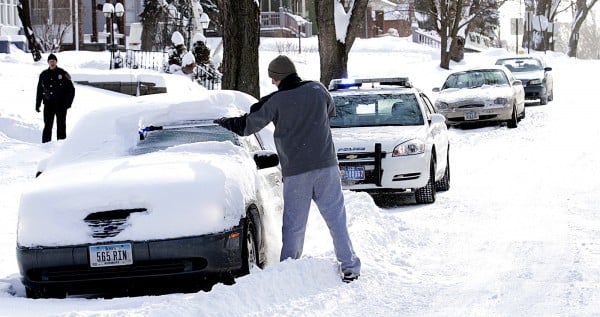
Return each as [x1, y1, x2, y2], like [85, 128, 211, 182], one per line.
[280, 165, 361, 274]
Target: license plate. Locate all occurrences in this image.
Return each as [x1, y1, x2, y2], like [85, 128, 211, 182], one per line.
[464, 111, 479, 120]
[89, 243, 133, 267]
[341, 166, 365, 180]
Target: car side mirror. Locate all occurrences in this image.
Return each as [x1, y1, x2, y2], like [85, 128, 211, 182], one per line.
[429, 113, 446, 124]
[254, 150, 279, 169]
[512, 80, 522, 86]
[544, 67, 552, 71]
[432, 87, 441, 92]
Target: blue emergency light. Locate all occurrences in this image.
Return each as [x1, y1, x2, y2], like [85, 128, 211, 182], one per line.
[329, 77, 412, 90]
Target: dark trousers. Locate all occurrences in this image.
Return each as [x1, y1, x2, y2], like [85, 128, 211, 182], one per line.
[42, 103, 68, 143]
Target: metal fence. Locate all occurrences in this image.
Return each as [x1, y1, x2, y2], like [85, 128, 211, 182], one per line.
[123, 50, 167, 72]
[121, 49, 222, 90]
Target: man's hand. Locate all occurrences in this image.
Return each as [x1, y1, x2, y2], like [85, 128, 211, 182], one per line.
[213, 117, 233, 131]
[213, 117, 229, 127]
[35, 106, 41, 113]
[213, 115, 247, 136]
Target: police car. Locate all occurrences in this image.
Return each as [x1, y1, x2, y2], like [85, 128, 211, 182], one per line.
[328, 77, 450, 205]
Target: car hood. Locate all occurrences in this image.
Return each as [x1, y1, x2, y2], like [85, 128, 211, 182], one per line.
[17, 142, 256, 247]
[332, 125, 427, 152]
[437, 85, 514, 104]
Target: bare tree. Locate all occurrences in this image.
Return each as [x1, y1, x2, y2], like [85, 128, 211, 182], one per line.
[420, 0, 505, 69]
[26, 0, 73, 52]
[573, 10, 600, 58]
[38, 7, 72, 52]
[314, 0, 369, 87]
[16, 0, 42, 61]
[215, 0, 260, 98]
[567, 0, 599, 57]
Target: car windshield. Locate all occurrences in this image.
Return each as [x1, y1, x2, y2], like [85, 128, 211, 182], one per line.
[442, 69, 509, 89]
[130, 122, 240, 155]
[330, 93, 424, 128]
[496, 58, 543, 72]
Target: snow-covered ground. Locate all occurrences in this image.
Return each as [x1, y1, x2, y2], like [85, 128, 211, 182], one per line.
[1, 36, 599, 316]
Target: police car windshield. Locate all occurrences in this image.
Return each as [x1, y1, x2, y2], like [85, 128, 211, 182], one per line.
[330, 94, 424, 128]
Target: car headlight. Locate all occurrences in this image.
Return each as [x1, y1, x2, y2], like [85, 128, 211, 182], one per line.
[393, 139, 425, 156]
[528, 79, 542, 85]
[494, 97, 508, 105]
[436, 101, 449, 110]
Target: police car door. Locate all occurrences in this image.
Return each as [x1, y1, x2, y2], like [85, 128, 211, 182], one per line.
[420, 92, 449, 177]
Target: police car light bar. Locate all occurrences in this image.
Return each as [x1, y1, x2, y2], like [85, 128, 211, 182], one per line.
[329, 77, 411, 90]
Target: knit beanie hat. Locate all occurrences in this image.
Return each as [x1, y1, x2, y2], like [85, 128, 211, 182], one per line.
[47, 53, 57, 62]
[268, 55, 296, 81]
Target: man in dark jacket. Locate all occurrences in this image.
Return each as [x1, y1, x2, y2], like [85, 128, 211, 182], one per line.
[36, 53, 75, 143]
[214, 55, 361, 282]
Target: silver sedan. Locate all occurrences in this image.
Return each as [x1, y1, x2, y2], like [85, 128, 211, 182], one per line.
[433, 66, 526, 128]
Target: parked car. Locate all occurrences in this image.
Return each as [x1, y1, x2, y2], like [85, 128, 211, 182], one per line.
[495, 55, 553, 105]
[328, 77, 450, 205]
[432, 66, 526, 128]
[16, 91, 283, 298]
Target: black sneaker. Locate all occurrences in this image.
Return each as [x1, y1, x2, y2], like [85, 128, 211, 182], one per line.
[342, 272, 359, 283]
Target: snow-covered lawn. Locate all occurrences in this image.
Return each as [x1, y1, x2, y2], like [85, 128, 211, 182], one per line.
[0, 37, 599, 316]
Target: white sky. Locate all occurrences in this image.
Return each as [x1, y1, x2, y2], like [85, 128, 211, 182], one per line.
[1, 36, 600, 316]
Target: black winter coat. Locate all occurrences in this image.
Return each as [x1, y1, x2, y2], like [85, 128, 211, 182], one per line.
[36, 67, 76, 109]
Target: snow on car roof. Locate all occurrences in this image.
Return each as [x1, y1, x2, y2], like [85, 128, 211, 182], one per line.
[42, 89, 257, 171]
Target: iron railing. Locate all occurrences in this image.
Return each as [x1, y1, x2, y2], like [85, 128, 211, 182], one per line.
[121, 49, 221, 90]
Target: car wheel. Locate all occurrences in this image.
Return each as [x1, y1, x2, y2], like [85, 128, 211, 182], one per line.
[548, 89, 554, 101]
[519, 106, 526, 121]
[240, 216, 259, 276]
[435, 150, 450, 192]
[507, 104, 518, 129]
[415, 158, 436, 204]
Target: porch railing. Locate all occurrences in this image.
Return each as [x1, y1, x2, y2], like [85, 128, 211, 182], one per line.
[411, 28, 494, 52]
[260, 9, 313, 37]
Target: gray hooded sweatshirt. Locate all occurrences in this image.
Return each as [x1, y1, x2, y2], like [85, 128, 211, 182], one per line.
[242, 76, 338, 177]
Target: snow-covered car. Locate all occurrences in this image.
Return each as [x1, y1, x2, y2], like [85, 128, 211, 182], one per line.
[433, 66, 526, 128]
[16, 91, 283, 298]
[328, 77, 450, 205]
[495, 55, 554, 105]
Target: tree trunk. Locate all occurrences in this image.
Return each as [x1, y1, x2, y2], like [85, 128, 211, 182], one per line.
[438, 0, 450, 69]
[449, 36, 464, 62]
[17, 0, 42, 61]
[140, 0, 163, 51]
[447, 0, 464, 63]
[216, 0, 260, 99]
[568, 0, 598, 57]
[315, 0, 368, 87]
[439, 37, 450, 69]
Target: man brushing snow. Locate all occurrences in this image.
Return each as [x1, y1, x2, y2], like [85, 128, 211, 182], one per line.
[214, 55, 361, 283]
